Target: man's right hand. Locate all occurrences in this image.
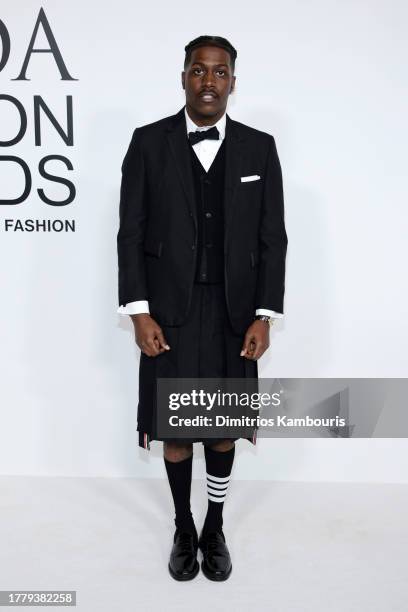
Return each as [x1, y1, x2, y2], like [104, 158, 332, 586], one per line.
[130, 313, 170, 357]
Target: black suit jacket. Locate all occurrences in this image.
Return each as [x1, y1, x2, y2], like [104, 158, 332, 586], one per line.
[117, 105, 288, 335]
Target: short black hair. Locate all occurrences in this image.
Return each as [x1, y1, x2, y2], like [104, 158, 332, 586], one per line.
[184, 35, 237, 73]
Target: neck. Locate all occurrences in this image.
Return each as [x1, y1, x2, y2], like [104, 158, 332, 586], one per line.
[185, 103, 226, 126]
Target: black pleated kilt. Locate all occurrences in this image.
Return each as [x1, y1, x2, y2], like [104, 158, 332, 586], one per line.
[137, 282, 258, 449]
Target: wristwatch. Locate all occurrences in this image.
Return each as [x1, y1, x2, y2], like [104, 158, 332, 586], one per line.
[254, 315, 274, 327]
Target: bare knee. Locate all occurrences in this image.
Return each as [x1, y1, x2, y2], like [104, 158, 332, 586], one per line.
[164, 441, 193, 462]
[208, 439, 235, 452]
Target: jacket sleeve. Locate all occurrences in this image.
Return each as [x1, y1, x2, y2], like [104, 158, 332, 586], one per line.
[255, 135, 288, 313]
[117, 128, 149, 306]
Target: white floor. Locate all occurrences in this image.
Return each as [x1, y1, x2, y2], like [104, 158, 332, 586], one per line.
[0, 476, 407, 612]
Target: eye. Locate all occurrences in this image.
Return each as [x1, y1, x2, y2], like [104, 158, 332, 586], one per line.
[216, 70, 225, 76]
[193, 67, 203, 75]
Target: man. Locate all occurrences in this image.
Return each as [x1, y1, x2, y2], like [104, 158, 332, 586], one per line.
[117, 35, 287, 581]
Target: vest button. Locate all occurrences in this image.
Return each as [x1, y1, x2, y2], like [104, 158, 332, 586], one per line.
[204, 178, 211, 184]
[206, 243, 213, 248]
[191, 244, 196, 250]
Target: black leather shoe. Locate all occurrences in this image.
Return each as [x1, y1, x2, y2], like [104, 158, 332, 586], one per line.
[198, 531, 232, 581]
[168, 530, 199, 581]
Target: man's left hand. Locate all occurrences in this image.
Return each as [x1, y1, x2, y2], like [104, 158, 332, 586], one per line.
[240, 320, 270, 360]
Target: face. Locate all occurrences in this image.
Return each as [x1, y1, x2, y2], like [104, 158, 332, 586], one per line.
[182, 45, 236, 124]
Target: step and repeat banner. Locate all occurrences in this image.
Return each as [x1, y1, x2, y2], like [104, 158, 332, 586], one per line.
[1, 1, 407, 479]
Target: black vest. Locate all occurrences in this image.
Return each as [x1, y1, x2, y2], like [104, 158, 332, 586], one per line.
[188, 138, 226, 283]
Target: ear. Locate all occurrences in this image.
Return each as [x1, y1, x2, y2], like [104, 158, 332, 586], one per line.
[230, 75, 236, 93]
[181, 71, 185, 90]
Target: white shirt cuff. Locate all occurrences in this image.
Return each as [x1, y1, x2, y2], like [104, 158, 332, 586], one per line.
[117, 300, 150, 315]
[255, 308, 284, 318]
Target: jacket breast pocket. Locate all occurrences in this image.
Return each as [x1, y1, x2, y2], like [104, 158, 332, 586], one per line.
[240, 175, 262, 186]
[239, 177, 263, 203]
[143, 237, 163, 258]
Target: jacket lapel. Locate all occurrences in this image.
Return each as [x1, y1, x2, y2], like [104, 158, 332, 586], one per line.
[224, 113, 245, 251]
[166, 106, 245, 248]
[166, 107, 197, 230]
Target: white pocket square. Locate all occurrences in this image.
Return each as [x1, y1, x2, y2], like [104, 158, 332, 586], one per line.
[240, 174, 261, 182]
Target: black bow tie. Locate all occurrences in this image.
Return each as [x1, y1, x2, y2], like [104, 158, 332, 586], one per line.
[188, 125, 220, 145]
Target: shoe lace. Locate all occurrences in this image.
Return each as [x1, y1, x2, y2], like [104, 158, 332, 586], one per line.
[203, 532, 224, 551]
[177, 532, 196, 551]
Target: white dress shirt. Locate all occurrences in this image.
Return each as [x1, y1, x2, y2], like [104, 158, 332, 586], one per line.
[117, 107, 283, 319]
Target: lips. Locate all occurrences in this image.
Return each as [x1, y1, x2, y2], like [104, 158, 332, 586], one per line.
[199, 91, 218, 102]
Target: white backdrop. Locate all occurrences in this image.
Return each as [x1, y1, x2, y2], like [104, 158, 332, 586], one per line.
[1, 0, 407, 481]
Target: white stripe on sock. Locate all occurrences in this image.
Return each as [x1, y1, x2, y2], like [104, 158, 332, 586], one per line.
[206, 473, 230, 483]
[207, 485, 227, 495]
[206, 480, 229, 490]
[208, 493, 226, 503]
[207, 493, 226, 502]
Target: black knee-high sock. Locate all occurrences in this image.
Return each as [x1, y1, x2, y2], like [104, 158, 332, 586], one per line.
[202, 445, 235, 536]
[164, 454, 197, 536]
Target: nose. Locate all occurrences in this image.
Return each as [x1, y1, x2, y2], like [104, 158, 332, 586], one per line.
[202, 71, 215, 88]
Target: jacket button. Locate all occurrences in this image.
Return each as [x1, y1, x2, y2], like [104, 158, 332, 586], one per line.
[205, 212, 212, 218]
[191, 244, 196, 250]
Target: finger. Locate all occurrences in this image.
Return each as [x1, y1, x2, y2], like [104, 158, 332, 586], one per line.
[240, 334, 253, 357]
[153, 338, 167, 353]
[243, 340, 256, 360]
[244, 337, 256, 357]
[140, 341, 153, 357]
[145, 337, 161, 357]
[156, 330, 170, 350]
[251, 339, 265, 361]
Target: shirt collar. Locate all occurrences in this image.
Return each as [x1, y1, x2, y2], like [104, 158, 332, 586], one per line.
[184, 105, 226, 141]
